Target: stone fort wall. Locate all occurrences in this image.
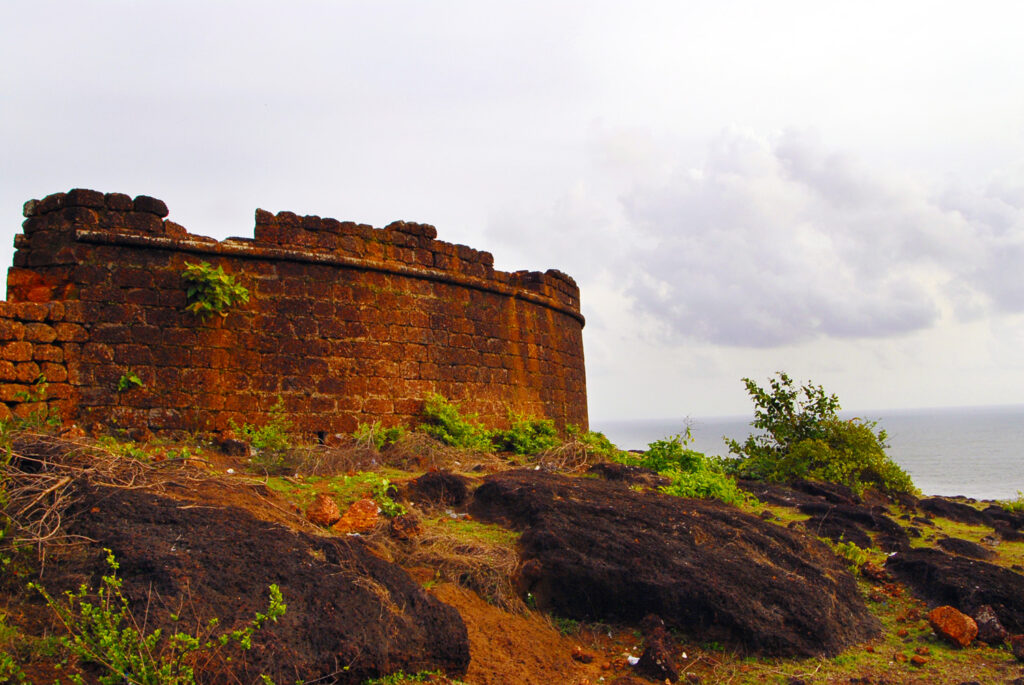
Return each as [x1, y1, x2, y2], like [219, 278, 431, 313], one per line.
[1, 188, 587, 437]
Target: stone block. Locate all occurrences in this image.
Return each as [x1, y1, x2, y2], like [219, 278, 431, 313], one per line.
[66, 188, 105, 208]
[133, 195, 169, 217]
[104, 192, 134, 211]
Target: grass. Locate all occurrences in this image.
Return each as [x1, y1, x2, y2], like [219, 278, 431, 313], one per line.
[262, 468, 416, 511]
[363, 671, 465, 685]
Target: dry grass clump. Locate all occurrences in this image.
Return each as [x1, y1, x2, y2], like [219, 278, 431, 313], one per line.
[536, 434, 619, 473]
[283, 440, 381, 477]
[381, 432, 506, 473]
[372, 508, 523, 612]
[0, 431, 161, 560]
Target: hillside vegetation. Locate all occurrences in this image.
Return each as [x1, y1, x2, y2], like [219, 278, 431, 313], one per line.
[0, 375, 1022, 684]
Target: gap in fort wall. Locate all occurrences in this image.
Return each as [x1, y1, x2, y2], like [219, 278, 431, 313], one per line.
[1, 189, 587, 438]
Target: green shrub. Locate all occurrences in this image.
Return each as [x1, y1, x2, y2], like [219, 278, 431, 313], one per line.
[29, 549, 285, 685]
[371, 476, 406, 518]
[999, 490, 1024, 513]
[563, 425, 622, 461]
[181, 262, 249, 320]
[725, 372, 917, 496]
[353, 422, 405, 451]
[489, 414, 560, 455]
[617, 432, 752, 507]
[417, 394, 492, 452]
[829, 539, 869, 573]
[231, 399, 292, 474]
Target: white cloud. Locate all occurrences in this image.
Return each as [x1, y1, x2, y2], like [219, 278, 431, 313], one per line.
[615, 129, 1024, 347]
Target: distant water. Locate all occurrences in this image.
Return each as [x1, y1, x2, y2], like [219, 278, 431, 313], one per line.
[593, 404, 1024, 501]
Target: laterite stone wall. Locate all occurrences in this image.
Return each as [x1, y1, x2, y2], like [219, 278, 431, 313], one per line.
[2, 188, 587, 437]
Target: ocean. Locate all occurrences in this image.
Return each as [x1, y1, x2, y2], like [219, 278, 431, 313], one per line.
[593, 404, 1024, 501]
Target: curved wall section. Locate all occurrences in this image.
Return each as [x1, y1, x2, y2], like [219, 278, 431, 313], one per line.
[2, 188, 587, 436]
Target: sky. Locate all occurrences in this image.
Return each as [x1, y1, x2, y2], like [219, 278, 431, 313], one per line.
[3, 1, 1024, 421]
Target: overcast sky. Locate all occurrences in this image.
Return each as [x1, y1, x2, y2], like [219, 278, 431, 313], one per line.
[3, 1, 1024, 421]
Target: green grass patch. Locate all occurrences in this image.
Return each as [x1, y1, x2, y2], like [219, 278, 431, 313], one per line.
[423, 515, 520, 548]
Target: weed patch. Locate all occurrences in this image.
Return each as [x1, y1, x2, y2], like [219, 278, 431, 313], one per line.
[30, 550, 285, 685]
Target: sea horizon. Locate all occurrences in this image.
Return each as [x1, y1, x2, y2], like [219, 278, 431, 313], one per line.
[592, 402, 1024, 502]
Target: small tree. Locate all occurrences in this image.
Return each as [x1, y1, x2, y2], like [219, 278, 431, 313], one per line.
[725, 372, 917, 495]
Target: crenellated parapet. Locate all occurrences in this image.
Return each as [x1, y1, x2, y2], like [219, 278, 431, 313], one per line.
[3, 189, 587, 437]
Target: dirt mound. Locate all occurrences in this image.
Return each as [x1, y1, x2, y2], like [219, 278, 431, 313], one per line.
[406, 471, 473, 509]
[469, 470, 880, 657]
[797, 502, 909, 551]
[918, 498, 994, 526]
[429, 583, 599, 685]
[587, 462, 670, 487]
[983, 505, 1024, 530]
[801, 514, 873, 549]
[885, 547, 1024, 634]
[789, 479, 861, 505]
[57, 483, 469, 684]
[737, 479, 839, 508]
[936, 536, 996, 561]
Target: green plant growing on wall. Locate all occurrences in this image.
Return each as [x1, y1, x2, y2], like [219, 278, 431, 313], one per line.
[353, 422, 405, 451]
[418, 394, 492, 452]
[117, 371, 144, 392]
[488, 413, 560, 455]
[8, 376, 60, 431]
[181, 262, 249, 320]
[29, 549, 285, 685]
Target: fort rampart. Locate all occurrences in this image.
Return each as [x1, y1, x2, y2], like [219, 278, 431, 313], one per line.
[1, 188, 587, 437]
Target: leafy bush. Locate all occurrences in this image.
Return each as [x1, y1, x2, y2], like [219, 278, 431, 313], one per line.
[353, 422, 405, 451]
[563, 424, 622, 461]
[231, 399, 292, 474]
[489, 414, 560, 455]
[417, 394, 492, 452]
[999, 490, 1024, 513]
[181, 262, 249, 320]
[724, 372, 917, 496]
[829, 539, 869, 573]
[30, 549, 285, 685]
[618, 432, 752, 507]
[371, 476, 406, 518]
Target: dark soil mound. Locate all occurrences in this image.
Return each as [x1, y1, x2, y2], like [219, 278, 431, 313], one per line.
[469, 470, 880, 657]
[588, 462, 670, 487]
[936, 536, 996, 560]
[737, 479, 829, 508]
[918, 498, 993, 526]
[796, 502, 909, 552]
[406, 471, 472, 508]
[801, 515, 873, 549]
[983, 505, 1024, 530]
[885, 547, 1024, 633]
[57, 484, 469, 684]
[789, 479, 860, 505]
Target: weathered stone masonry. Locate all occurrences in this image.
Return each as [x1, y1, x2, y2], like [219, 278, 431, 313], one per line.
[1, 188, 587, 436]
